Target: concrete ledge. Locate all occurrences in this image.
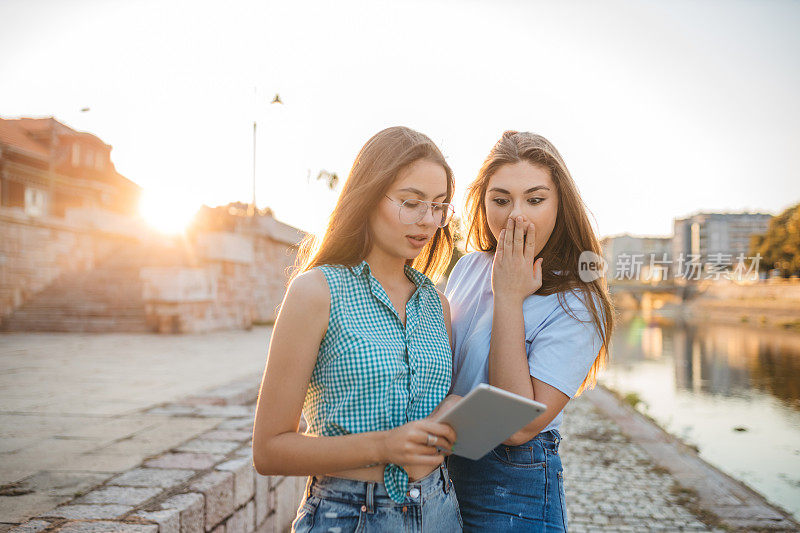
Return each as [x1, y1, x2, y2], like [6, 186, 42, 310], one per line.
[8, 377, 304, 533]
[586, 385, 799, 531]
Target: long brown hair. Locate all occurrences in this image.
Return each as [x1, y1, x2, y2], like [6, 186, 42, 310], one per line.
[295, 126, 455, 282]
[465, 131, 615, 395]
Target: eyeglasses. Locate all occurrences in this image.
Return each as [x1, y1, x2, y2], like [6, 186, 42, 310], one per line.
[384, 195, 455, 228]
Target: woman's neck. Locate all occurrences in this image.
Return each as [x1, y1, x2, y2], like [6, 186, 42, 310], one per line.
[363, 248, 409, 289]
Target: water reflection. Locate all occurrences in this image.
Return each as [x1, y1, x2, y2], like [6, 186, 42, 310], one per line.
[612, 316, 800, 406]
[602, 314, 800, 519]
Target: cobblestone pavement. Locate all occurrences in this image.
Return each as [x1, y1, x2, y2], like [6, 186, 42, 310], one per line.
[560, 397, 721, 532]
[0, 328, 272, 526]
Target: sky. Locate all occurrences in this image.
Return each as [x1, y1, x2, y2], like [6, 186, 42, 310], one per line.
[1, 0, 798, 238]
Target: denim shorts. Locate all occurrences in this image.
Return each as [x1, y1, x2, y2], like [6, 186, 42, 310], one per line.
[291, 463, 462, 532]
[447, 429, 567, 532]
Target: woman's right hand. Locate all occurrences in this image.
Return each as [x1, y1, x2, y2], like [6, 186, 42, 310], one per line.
[491, 216, 543, 303]
[380, 419, 457, 467]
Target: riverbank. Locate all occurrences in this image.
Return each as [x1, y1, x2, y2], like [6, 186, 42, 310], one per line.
[601, 312, 800, 527]
[580, 385, 798, 531]
[2, 329, 798, 531]
[681, 280, 800, 331]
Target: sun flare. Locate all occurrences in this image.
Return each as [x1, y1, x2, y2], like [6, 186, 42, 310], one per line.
[138, 189, 199, 234]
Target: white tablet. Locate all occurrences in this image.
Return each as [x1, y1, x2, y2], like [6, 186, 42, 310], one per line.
[434, 384, 547, 460]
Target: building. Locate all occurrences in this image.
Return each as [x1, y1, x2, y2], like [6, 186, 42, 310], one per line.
[0, 117, 140, 218]
[0, 118, 304, 332]
[672, 212, 772, 267]
[601, 234, 673, 281]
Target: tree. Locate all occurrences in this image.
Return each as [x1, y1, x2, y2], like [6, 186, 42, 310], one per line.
[750, 203, 800, 276]
[316, 170, 339, 190]
[445, 215, 466, 276]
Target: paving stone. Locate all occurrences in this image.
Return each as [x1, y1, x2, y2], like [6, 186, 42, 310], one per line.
[160, 492, 204, 533]
[175, 440, 240, 455]
[73, 486, 162, 506]
[232, 446, 252, 459]
[41, 504, 133, 520]
[254, 474, 270, 527]
[209, 524, 225, 533]
[270, 477, 303, 533]
[0, 493, 68, 528]
[109, 468, 196, 489]
[178, 397, 227, 407]
[132, 509, 181, 533]
[146, 406, 198, 417]
[144, 453, 224, 470]
[97, 419, 223, 458]
[254, 511, 275, 533]
[224, 509, 245, 533]
[216, 419, 253, 430]
[0, 471, 110, 525]
[244, 501, 255, 533]
[225, 500, 255, 533]
[199, 430, 252, 442]
[195, 382, 259, 407]
[3, 471, 109, 500]
[192, 406, 253, 419]
[7, 520, 50, 533]
[56, 521, 158, 532]
[215, 458, 255, 508]
[46, 452, 144, 473]
[190, 471, 234, 531]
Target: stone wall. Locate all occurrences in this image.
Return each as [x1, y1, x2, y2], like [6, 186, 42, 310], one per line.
[1, 207, 302, 334]
[0, 206, 140, 320]
[140, 227, 301, 334]
[251, 232, 297, 324]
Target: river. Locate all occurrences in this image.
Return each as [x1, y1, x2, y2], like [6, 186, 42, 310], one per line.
[600, 313, 800, 520]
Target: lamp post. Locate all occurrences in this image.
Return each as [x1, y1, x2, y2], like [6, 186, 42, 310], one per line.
[251, 92, 283, 217]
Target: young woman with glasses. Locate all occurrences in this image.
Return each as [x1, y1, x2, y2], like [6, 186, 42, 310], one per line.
[253, 126, 463, 532]
[444, 131, 615, 532]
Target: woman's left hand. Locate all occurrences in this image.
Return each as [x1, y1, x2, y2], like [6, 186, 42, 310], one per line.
[491, 216, 543, 302]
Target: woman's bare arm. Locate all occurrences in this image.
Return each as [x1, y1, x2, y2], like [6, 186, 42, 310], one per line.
[503, 378, 569, 445]
[488, 217, 542, 400]
[488, 217, 574, 445]
[252, 269, 455, 476]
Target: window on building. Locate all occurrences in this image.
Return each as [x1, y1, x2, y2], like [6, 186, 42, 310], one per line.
[24, 187, 48, 217]
[72, 143, 81, 166]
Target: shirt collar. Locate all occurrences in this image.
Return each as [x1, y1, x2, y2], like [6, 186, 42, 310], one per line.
[350, 260, 434, 289]
[349, 260, 369, 277]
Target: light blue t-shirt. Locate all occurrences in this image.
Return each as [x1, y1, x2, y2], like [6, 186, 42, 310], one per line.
[444, 251, 603, 434]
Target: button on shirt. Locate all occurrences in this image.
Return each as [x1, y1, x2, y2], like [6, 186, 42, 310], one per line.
[445, 252, 604, 434]
[303, 261, 452, 503]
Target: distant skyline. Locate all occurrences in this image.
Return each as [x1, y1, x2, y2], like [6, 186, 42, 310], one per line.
[2, 0, 798, 238]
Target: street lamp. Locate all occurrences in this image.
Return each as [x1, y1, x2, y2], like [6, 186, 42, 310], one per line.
[251, 92, 283, 217]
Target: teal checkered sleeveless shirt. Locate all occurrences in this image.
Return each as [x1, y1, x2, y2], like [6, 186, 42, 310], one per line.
[303, 260, 452, 503]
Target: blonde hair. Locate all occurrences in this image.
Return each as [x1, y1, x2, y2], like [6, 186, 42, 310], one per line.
[295, 126, 455, 283]
[465, 131, 615, 395]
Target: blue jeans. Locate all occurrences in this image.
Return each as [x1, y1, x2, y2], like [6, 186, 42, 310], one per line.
[447, 430, 567, 532]
[292, 463, 462, 532]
